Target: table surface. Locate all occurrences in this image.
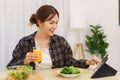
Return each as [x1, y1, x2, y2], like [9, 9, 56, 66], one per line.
[0, 66, 120, 80]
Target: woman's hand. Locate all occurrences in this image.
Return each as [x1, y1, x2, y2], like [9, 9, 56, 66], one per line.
[86, 56, 101, 65]
[24, 52, 38, 65]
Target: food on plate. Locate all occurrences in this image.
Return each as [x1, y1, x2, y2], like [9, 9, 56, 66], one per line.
[60, 66, 80, 74]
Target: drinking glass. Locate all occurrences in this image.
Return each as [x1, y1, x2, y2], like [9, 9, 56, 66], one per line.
[33, 49, 42, 62]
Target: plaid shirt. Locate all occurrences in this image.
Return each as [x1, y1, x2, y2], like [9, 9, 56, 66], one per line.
[7, 32, 89, 69]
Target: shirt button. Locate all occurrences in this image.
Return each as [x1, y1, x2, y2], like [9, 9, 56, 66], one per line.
[49, 50, 52, 52]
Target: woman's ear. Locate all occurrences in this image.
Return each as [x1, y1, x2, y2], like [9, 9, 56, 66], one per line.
[37, 20, 42, 27]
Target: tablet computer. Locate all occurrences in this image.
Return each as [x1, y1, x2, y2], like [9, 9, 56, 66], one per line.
[93, 54, 108, 72]
[91, 54, 117, 78]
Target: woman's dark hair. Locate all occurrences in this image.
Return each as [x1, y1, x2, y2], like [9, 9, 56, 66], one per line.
[30, 5, 59, 26]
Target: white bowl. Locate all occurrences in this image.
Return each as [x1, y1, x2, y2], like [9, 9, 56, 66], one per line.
[58, 69, 81, 78]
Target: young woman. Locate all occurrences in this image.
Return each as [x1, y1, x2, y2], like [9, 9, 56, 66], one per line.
[7, 5, 101, 70]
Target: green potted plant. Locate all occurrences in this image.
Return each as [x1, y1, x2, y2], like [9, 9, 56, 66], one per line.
[85, 24, 109, 60]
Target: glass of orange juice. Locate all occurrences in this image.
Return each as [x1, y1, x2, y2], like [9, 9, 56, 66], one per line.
[33, 49, 42, 62]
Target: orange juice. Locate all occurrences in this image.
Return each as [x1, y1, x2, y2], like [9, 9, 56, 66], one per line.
[33, 49, 42, 62]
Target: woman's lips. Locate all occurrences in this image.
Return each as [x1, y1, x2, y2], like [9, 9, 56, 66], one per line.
[50, 30, 55, 33]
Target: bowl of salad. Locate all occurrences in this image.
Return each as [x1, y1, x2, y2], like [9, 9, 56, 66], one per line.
[6, 64, 33, 80]
[58, 66, 81, 78]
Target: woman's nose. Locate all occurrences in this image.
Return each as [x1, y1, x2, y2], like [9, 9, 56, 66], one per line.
[53, 24, 57, 29]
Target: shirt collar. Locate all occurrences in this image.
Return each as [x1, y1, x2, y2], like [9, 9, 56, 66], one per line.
[25, 31, 57, 43]
[25, 32, 36, 40]
[50, 34, 58, 42]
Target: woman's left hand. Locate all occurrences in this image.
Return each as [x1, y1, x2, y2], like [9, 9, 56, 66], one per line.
[86, 56, 101, 65]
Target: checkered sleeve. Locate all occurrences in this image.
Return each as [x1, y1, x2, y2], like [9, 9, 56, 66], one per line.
[7, 39, 26, 67]
[63, 38, 89, 68]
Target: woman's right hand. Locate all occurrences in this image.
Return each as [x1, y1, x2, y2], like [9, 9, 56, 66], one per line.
[24, 52, 38, 65]
[86, 56, 101, 65]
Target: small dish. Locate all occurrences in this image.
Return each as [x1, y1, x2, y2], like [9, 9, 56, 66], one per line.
[58, 69, 81, 78]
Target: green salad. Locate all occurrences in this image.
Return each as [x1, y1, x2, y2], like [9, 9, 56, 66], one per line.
[7, 64, 32, 80]
[60, 66, 80, 74]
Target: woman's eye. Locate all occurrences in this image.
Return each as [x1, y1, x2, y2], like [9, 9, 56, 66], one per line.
[50, 22, 54, 24]
[50, 23, 54, 24]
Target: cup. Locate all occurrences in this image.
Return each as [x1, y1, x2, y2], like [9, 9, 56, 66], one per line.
[33, 49, 42, 62]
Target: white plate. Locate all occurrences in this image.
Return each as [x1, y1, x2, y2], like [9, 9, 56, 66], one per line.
[58, 69, 81, 78]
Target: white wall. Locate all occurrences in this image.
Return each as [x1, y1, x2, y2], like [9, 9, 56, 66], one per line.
[69, 0, 120, 71]
[0, 0, 25, 71]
